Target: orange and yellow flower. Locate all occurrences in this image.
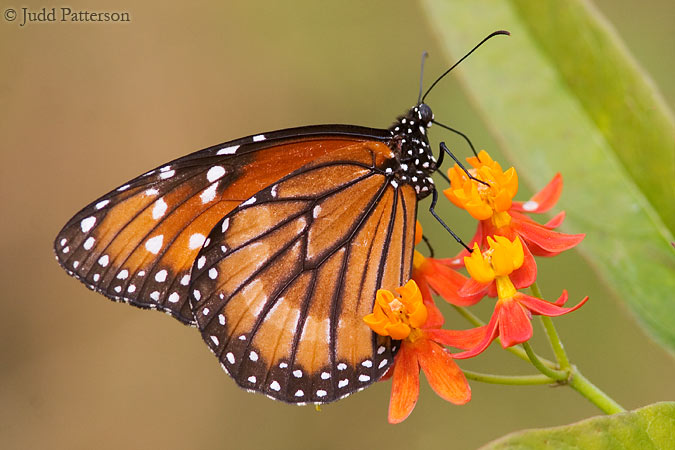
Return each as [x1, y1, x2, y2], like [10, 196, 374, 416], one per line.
[364, 280, 481, 423]
[451, 236, 588, 359]
[442, 151, 585, 272]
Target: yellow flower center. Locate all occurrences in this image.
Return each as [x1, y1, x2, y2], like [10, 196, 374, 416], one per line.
[443, 150, 518, 227]
[464, 235, 524, 285]
[364, 280, 428, 341]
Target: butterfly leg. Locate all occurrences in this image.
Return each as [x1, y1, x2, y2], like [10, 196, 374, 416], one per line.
[428, 187, 472, 252]
[438, 142, 489, 187]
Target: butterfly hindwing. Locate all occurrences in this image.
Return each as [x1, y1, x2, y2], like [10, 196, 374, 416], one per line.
[189, 140, 418, 403]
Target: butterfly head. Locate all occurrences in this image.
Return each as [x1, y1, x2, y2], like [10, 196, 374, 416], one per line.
[389, 104, 437, 198]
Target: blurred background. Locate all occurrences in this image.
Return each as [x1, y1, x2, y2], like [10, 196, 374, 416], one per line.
[0, 1, 672, 449]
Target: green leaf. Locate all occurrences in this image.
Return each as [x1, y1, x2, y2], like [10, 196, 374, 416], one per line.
[421, 0, 675, 351]
[480, 402, 675, 449]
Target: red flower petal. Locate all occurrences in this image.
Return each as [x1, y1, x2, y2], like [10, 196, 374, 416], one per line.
[457, 278, 490, 300]
[424, 326, 489, 350]
[418, 340, 471, 405]
[415, 277, 444, 329]
[516, 291, 589, 316]
[451, 309, 500, 359]
[388, 343, 420, 424]
[513, 217, 585, 253]
[509, 239, 537, 289]
[545, 211, 566, 229]
[498, 299, 533, 347]
[511, 173, 562, 214]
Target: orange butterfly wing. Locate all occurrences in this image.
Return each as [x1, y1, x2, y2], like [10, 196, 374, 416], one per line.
[189, 140, 418, 403]
[54, 130, 391, 324]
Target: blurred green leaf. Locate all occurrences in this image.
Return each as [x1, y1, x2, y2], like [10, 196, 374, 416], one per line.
[480, 402, 675, 449]
[421, 0, 675, 352]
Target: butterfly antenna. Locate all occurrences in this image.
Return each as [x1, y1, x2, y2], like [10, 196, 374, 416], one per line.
[421, 30, 510, 102]
[433, 119, 478, 157]
[418, 51, 429, 104]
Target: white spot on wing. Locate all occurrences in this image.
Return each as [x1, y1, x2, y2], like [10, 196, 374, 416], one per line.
[226, 352, 235, 364]
[252, 134, 265, 142]
[116, 270, 129, 280]
[209, 268, 218, 279]
[180, 274, 190, 285]
[321, 372, 330, 380]
[270, 381, 281, 391]
[152, 198, 167, 219]
[359, 374, 370, 382]
[338, 379, 349, 388]
[221, 218, 230, 233]
[145, 235, 163, 254]
[293, 370, 302, 378]
[80, 216, 96, 233]
[218, 314, 225, 325]
[378, 359, 388, 369]
[95, 200, 109, 209]
[117, 184, 130, 191]
[337, 363, 347, 371]
[150, 291, 160, 301]
[241, 196, 256, 206]
[154, 269, 168, 282]
[206, 166, 226, 182]
[168, 292, 179, 303]
[294, 390, 304, 397]
[83, 237, 95, 250]
[216, 145, 239, 155]
[188, 233, 206, 250]
[145, 188, 159, 196]
[200, 182, 219, 204]
[316, 390, 327, 397]
[249, 351, 258, 361]
[159, 170, 175, 179]
[197, 256, 206, 269]
[248, 376, 257, 383]
[98, 255, 109, 267]
[210, 335, 220, 346]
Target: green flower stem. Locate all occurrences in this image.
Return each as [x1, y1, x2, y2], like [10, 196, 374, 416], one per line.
[450, 304, 485, 327]
[531, 282, 571, 370]
[522, 342, 568, 381]
[463, 370, 555, 385]
[567, 367, 626, 414]
[451, 305, 557, 368]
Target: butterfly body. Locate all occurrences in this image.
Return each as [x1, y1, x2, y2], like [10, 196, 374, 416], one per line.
[55, 103, 438, 404]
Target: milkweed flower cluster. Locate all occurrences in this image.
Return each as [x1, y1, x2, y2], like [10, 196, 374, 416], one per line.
[365, 150, 588, 423]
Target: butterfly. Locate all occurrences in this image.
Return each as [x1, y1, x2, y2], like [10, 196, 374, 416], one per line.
[54, 31, 508, 405]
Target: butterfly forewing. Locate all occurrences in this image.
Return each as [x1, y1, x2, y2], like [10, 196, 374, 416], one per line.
[189, 141, 418, 403]
[54, 129, 391, 324]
